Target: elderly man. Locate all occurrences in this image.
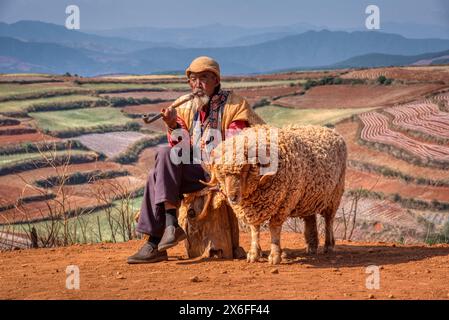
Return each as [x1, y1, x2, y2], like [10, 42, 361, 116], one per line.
[127, 56, 264, 264]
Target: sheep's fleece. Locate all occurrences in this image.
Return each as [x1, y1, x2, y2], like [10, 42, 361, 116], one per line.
[206, 124, 347, 263]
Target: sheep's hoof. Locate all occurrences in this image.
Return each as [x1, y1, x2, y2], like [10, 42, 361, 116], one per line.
[268, 252, 282, 265]
[323, 246, 335, 254]
[246, 249, 261, 263]
[306, 246, 318, 255]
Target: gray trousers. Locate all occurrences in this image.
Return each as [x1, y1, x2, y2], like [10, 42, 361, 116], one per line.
[136, 146, 207, 238]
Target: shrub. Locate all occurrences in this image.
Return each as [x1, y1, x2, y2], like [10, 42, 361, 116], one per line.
[377, 75, 393, 85]
[0, 140, 89, 156]
[35, 170, 130, 188]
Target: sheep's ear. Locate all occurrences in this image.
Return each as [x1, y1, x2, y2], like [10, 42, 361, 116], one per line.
[258, 171, 275, 187]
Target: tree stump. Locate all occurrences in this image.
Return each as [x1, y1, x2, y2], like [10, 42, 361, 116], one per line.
[179, 189, 246, 259]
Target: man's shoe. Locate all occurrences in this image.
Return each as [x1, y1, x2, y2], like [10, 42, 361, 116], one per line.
[157, 225, 187, 251]
[127, 242, 168, 264]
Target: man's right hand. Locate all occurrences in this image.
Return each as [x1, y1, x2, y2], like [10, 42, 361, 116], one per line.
[161, 107, 177, 129]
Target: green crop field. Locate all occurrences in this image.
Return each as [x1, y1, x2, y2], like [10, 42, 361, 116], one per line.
[0, 83, 89, 100]
[255, 105, 376, 127]
[0, 150, 97, 166]
[0, 94, 102, 113]
[30, 107, 133, 132]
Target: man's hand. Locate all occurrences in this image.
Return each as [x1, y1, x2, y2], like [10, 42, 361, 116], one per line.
[161, 107, 177, 129]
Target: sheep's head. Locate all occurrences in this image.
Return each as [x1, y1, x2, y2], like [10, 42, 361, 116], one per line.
[221, 163, 275, 205]
[202, 161, 275, 206]
[200, 124, 278, 206]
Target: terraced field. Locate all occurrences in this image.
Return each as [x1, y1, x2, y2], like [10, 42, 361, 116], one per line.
[335, 120, 449, 182]
[345, 168, 449, 203]
[334, 196, 427, 244]
[274, 84, 444, 109]
[0, 131, 58, 146]
[80, 82, 182, 91]
[384, 102, 449, 139]
[256, 105, 374, 127]
[1, 71, 449, 248]
[0, 161, 133, 209]
[341, 66, 449, 83]
[0, 94, 105, 114]
[100, 90, 188, 100]
[0, 196, 143, 243]
[0, 175, 144, 224]
[0, 149, 98, 166]
[0, 82, 88, 101]
[358, 111, 449, 164]
[30, 107, 135, 134]
[72, 131, 160, 158]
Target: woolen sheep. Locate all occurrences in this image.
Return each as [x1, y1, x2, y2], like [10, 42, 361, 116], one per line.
[201, 124, 347, 264]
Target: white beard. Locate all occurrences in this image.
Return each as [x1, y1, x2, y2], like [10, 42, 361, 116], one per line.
[193, 93, 210, 108]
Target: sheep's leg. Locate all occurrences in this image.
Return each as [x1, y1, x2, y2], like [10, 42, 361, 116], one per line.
[268, 223, 282, 265]
[303, 214, 318, 254]
[246, 224, 261, 263]
[324, 208, 336, 254]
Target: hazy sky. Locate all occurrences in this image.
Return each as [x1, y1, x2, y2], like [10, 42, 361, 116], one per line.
[0, 0, 448, 29]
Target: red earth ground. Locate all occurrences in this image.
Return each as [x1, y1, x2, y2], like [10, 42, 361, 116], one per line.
[0, 120, 59, 146]
[0, 132, 59, 146]
[1, 231, 449, 300]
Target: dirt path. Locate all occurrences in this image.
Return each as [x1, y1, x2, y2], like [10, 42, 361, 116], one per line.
[1, 232, 449, 300]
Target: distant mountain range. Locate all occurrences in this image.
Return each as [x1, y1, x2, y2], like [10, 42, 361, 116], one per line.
[329, 49, 449, 69]
[88, 21, 449, 47]
[0, 20, 448, 76]
[86, 22, 326, 48]
[0, 20, 175, 53]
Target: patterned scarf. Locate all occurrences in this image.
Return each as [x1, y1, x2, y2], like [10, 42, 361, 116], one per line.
[190, 89, 230, 161]
[190, 89, 230, 137]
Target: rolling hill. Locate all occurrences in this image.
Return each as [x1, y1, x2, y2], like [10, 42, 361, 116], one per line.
[329, 49, 449, 68]
[1, 21, 449, 75]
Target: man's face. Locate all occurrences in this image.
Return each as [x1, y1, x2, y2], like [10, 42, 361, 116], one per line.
[188, 71, 219, 98]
